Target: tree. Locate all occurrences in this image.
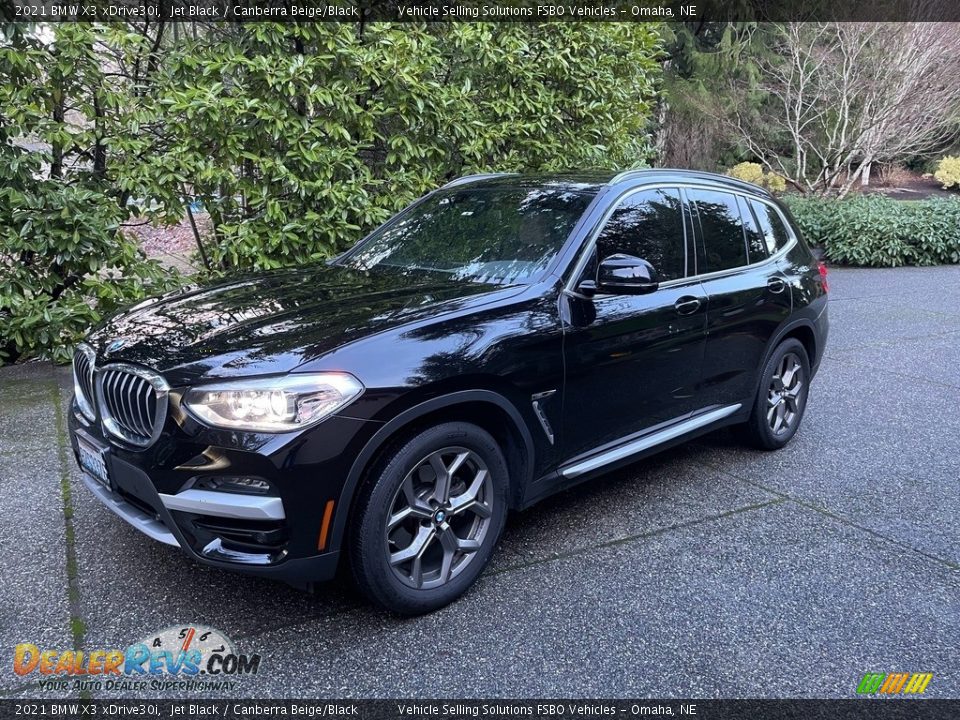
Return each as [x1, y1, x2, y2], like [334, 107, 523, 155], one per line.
[1, 20, 665, 362]
[656, 21, 767, 171]
[132, 22, 664, 270]
[726, 22, 960, 196]
[0, 23, 178, 364]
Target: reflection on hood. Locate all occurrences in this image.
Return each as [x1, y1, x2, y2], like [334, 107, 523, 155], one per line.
[87, 265, 522, 384]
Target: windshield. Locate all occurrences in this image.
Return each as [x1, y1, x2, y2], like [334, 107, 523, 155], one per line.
[335, 184, 595, 285]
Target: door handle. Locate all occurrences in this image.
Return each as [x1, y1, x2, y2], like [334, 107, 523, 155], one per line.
[674, 296, 702, 315]
[767, 277, 787, 294]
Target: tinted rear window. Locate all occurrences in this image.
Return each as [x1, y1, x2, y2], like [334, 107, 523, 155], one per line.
[738, 195, 768, 263]
[689, 189, 748, 273]
[749, 199, 793, 255]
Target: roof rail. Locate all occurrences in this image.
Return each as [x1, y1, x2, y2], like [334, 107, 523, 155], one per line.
[441, 172, 515, 190]
[607, 168, 773, 196]
[607, 168, 651, 186]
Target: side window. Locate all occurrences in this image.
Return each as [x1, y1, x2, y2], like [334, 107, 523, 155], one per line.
[737, 195, 768, 263]
[749, 199, 793, 256]
[689, 190, 748, 272]
[594, 188, 687, 282]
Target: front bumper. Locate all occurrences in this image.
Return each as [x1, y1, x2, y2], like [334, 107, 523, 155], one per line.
[68, 400, 377, 585]
[79, 463, 179, 546]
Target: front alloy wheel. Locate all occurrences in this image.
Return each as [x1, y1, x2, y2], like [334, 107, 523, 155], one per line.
[350, 422, 508, 615]
[385, 447, 493, 590]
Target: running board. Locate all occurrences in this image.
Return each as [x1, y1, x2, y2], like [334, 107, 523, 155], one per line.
[560, 404, 742, 479]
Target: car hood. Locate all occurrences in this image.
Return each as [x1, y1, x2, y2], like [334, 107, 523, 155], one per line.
[86, 265, 524, 384]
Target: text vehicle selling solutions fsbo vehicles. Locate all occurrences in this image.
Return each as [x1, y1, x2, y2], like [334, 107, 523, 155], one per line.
[70, 170, 829, 614]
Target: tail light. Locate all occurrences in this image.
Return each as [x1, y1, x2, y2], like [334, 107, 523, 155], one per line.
[817, 261, 829, 293]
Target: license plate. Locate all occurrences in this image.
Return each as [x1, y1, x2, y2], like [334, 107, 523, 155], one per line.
[77, 435, 110, 489]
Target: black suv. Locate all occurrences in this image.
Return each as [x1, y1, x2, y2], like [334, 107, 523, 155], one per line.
[70, 170, 828, 614]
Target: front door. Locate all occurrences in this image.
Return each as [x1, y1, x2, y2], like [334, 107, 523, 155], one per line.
[560, 187, 708, 461]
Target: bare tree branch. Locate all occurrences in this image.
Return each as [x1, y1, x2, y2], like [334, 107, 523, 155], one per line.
[723, 22, 960, 196]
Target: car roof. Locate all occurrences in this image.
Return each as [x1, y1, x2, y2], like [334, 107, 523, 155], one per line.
[446, 169, 774, 199]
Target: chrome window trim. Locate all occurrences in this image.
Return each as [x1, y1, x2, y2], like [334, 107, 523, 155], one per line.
[563, 181, 797, 296]
[744, 195, 796, 259]
[95, 363, 169, 450]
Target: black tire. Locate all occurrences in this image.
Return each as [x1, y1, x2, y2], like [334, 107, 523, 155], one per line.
[349, 422, 508, 615]
[742, 338, 811, 450]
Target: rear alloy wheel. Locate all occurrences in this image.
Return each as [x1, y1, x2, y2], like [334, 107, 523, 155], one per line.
[766, 352, 804, 436]
[350, 422, 507, 615]
[743, 338, 810, 450]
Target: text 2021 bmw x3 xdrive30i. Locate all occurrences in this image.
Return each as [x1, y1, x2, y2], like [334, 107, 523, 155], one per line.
[70, 170, 828, 614]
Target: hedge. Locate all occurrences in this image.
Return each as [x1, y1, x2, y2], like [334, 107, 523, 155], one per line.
[784, 195, 960, 267]
[1, 23, 664, 365]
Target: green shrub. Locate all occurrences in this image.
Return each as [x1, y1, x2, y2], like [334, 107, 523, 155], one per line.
[0, 22, 664, 365]
[0, 142, 179, 365]
[934, 156, 960, 190]
[0, 25, 180, 365]
[726, 162, 786, 193]
[784, 195, 960, 267]
[0, 177, 180, 364]
[137, 23, 664, 271]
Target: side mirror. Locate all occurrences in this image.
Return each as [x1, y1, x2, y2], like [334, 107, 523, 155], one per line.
[589, 254, 659, 295]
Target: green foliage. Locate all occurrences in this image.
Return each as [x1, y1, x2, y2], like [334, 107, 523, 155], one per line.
[134, 23, 663, 271]
[0, 145, 178, 364]
[0, 22, 663, 363]
[785, 195, 960, 267]
[658, 22, 771, 169]
[0, 24, 179, 364]
[934, 156, 960, 190]
[726, 162, 786, 192]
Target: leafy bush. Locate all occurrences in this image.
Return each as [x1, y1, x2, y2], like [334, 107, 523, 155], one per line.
[0, 147, 179, 364]
[134, 23, 664, 271]
[784, 195, 960, 267]
[0, 22, 664, 364]
[934, 156, 960, 190]
[1, 25, 179, 364]
[726, 162, 786, 193]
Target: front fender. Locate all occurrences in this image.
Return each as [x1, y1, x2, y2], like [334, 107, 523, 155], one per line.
[326, 389, 535, 556]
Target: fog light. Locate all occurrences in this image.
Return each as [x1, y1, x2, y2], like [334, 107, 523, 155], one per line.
[193, 476, 273, 496]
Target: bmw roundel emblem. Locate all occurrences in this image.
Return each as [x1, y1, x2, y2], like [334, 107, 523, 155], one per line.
[106, 339, 126, 355]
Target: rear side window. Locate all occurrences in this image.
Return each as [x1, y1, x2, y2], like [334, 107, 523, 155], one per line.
[595, 188, 687, 282]
[737, 195, 768, 263]
[689, 190, 748, 272]
[749, 199, 793, 255]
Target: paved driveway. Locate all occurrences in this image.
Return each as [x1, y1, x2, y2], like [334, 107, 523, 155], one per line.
[1, 266, 958, 699]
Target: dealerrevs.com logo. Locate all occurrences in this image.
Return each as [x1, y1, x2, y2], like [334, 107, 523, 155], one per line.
[857, 672, 934, 695]
[13, 625, 261, 693]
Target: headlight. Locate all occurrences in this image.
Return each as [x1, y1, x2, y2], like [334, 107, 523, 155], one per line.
[183, 373, 363, 432]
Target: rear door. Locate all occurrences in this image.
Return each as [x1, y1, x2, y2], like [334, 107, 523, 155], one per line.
[686, 189, 792, 409]
[560, 187, 708, 460]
